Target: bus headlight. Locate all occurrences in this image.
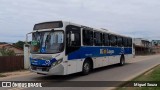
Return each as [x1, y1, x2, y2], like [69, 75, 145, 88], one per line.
[52, 58, 63, 67]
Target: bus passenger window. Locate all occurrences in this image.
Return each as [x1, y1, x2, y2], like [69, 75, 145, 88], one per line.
[83, 30, 93, 46]
[103, 33, 110, 46]
[117, 37, 122, 47]
[94, 32, 102, 46]
[123, 38, 128, 47]
[110, 35, 117, 46]
[127, 38, 132, 47]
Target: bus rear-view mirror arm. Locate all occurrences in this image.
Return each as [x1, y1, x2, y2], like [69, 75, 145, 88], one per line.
[25, 32, 32, 47]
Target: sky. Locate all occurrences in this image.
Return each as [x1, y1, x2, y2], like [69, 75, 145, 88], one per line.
[0, 0, 160, 42]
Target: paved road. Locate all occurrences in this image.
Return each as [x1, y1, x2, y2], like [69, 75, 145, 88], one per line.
[0, 55, 160, 90]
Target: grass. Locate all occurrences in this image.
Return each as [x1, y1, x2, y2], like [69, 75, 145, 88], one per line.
[117, 65, 160, 90]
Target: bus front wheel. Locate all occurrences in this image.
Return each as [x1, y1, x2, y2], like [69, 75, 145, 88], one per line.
[82, 60, 91, 75]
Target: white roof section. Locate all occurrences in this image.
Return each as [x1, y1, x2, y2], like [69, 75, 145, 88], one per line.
[34, 20, 132, 38]
[66, 21, 132, 38]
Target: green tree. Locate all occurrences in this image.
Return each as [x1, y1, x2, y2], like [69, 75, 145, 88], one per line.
[13, 41, 25, 50]
[0, 47, 16, 56]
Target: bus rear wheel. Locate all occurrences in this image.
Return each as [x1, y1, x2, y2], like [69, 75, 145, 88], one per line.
[82, 60, 91, 75]
[119, 56, 125, 66]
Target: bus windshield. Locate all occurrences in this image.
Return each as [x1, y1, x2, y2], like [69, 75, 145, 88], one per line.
[31, 31, 64, 54]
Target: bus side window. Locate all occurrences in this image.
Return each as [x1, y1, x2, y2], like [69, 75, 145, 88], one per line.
[71, 32, 81, 46]
[123, 37, 128, 47]
[66, 25, 81, 47]
[104, 33, 110, 46]
[83, 29, 93, 46]
[110, 35, 113, 46]
[100, 33, 103, 46]
[130, 38, 133, 47]
[66, 25, 81, 55]
[128, 38, 132, 47]
[94, 32, 102, 46]
[110, 35, 117, 46]
[115, 36, 117, 46]
[108, 34, 111, 46]
[117, 36, 122, 47]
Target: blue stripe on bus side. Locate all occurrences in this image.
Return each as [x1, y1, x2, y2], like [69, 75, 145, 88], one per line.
[68, 46, 132, 60]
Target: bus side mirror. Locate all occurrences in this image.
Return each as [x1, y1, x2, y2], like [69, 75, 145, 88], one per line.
[71, 33, 75, 42]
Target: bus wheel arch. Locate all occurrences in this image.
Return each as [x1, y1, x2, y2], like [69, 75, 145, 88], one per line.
[119, 54, 125, 66]
[82, 57, 93, 75]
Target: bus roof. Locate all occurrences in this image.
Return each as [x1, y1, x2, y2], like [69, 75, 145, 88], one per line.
[66, 21, 132, 39]
[34, 20, 132, 39]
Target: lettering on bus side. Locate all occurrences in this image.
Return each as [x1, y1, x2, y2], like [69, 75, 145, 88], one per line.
[100, 49, 114, 54]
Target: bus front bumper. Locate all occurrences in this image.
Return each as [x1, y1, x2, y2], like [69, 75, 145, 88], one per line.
[30, 64, 65, 75]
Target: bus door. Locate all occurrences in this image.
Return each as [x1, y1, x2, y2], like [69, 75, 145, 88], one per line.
[65, 25, 81, 74]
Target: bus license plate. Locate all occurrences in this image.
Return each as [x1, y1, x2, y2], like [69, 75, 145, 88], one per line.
[37, 68, 42, 71]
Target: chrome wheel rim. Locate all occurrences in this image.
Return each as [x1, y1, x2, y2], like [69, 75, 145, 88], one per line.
[121, 58, 124, 65]
[84, 63, 90, 72]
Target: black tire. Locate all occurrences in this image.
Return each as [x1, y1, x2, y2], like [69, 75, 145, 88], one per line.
[119, 56, 125, 66]
[82, 60, 91, 75]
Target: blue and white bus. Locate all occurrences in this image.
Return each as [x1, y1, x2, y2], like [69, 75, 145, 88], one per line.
[26, 21, 133, 75]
